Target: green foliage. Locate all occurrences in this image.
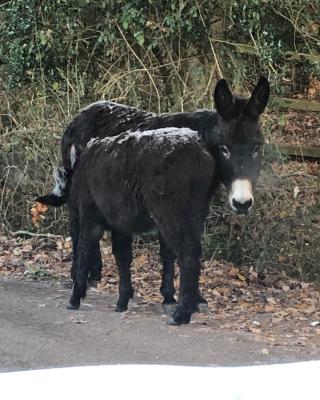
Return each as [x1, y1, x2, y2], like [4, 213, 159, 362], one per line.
[231, 2, 284, 64]
[1, 0, 318, 94]
[0, 0, 212, 91]
[0, 0, 319, 280]
[227, 1, 320, 85]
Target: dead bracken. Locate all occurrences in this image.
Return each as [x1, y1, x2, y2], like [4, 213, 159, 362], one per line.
[1, 234, 320, 350]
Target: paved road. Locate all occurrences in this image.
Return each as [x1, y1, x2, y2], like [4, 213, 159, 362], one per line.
[0, 278, 318, 372]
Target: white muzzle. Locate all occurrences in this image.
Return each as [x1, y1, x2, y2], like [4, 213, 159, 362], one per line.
[229, 179, 254, 214]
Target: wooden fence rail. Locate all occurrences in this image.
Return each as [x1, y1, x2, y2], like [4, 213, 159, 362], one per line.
[269, 96, 320, 159]
[270, 97, 320, 112]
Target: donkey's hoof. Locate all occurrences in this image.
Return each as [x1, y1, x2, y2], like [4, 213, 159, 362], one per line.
[171, 308, 192, 325]
[168, 318, 180, 326]
[67, 294, 80, 310]
[115, 304, 128, 313]
[162, 303, 177, 316]
[67, 303, 80, 310]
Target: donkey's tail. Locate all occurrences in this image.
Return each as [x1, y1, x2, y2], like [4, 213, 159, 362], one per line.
[36, 167, 71, 207]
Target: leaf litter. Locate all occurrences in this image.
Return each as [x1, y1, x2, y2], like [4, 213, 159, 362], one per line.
[0, 234, 320, 352]
[266, 110, 320, 147]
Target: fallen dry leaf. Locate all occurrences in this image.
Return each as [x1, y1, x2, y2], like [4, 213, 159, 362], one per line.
[30, 202, 48, 226]
[1, 234, 320, 351]
[250, 327, 262, 334]
[266, 297, 277, 305]
[265, 304, 276, 313]
[70, 316, 88, 324]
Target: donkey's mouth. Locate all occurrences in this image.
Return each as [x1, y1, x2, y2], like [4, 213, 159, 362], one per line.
[235, 209, 249, 216]
[228, 203, 250, 216]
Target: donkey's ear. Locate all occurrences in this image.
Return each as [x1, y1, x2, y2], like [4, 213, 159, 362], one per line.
[246, 77, 270, 120]
[213, 79, 234, 120]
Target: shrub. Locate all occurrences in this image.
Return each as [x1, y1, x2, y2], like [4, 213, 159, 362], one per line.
[0, 0, 319, 280]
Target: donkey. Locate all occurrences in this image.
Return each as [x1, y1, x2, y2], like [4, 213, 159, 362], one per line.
[68, 112, 265, 325]
[69, 127, 216, 325]
[37, 77, 270, 313]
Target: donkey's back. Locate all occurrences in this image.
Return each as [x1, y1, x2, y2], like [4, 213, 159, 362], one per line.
[61, 101, 155, 170]
[73, 127, 215, 235]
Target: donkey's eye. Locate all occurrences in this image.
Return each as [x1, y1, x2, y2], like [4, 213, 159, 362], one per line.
[219, 145, 230, 159]
[252, 145, 261, 159]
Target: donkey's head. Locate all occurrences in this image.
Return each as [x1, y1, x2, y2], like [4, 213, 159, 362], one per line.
[212, 77, 270, 214]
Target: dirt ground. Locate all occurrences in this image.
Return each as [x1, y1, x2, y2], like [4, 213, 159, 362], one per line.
[1, 276, 320, 372]
[1, 235, 320, 372]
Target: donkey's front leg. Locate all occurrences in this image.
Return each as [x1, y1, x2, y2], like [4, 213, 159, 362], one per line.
[159, 235, 207, 315]
[111, 230, 134, 312]
[171, 241, 202, 325]
[159, 235, 177, 315]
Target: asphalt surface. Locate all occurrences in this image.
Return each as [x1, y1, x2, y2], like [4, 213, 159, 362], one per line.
[0, 278, 318, 372]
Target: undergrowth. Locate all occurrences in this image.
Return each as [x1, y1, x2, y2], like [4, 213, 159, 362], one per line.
[0, 0, 319, 280]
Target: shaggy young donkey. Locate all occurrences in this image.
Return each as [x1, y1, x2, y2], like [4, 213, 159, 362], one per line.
[38, 78, 269, 211]
[37, 78, 270, 318]
[69, 127, 217, 325]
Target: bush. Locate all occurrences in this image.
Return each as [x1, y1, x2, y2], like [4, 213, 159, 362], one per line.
[0, 0, 319, 280]
[203, 162, 320, 282]
[1, 1, 319, 98]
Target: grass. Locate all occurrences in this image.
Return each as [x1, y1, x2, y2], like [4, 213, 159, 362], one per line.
[1, 61, 319, 282]
[203, 160, 320, 282]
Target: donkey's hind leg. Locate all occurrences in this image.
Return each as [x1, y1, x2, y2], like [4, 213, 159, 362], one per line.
[111, 230, 134, 312]
[70, 212, 79, 283]
[87, 239, 103, 286]
[68, 216, 104, 310]
[69, 204, 103, 286]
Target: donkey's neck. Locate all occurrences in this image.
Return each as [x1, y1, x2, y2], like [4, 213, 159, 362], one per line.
[155, 109, 219, 145]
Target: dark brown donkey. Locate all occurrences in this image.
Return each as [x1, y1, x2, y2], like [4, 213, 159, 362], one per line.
[37, 78, 270, 322]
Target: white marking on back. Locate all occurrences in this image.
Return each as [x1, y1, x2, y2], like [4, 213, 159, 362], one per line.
[229, 179, 253, 210]
[87, 138, 100, 148]
[86, 127, 199, 150]
[52, 167, 67, 197]
[70, 145, 77, 169]
[81, 101, 137, 112]
[81, 100, 157, 120]
[117, 127, 199, 145]
[81, 100, 113, 111]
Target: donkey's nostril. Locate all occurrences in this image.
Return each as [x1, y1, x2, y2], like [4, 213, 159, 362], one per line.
[232, 198, 253, 214]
